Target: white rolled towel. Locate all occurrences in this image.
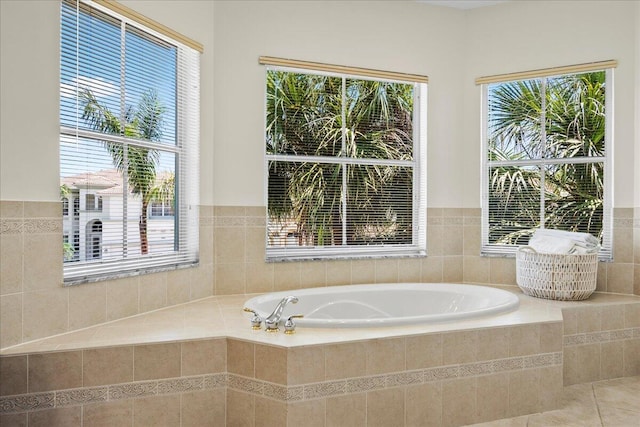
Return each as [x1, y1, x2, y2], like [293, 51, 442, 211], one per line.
[529, 229, 600, 255]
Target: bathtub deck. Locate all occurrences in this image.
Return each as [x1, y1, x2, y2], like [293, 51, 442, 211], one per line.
[1, 285, 637, 355]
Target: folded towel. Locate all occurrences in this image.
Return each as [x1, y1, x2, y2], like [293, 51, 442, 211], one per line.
[528, 229, 600, 255]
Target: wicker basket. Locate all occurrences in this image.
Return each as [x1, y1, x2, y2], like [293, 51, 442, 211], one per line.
[516, 246, 598, 301]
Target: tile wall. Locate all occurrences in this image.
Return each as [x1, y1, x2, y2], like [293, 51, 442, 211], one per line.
[1, 202, 639, 350]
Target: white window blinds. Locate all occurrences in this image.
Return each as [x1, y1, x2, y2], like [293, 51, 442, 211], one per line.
[263, 60, 427, 261]
[479, 64, 614, 260]
[60, 0, 200, 284]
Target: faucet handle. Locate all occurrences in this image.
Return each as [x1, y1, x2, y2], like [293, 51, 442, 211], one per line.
[284, 315, 304, 335]
[243, 307, 263, 330]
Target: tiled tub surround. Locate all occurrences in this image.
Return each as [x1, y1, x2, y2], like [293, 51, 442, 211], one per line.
[2, 202, 639, 349]
[1, 290, 639, 426]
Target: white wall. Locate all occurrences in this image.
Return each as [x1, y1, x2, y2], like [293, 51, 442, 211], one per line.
[636, 1, 640, 207]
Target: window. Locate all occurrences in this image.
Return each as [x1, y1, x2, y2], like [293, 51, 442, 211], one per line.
[479, 62, 614, 259]
[149, 200, 175, 218]
[60, 0, 201, 284]
[262, 58, 427, 260]
[62, 198, 69, 216]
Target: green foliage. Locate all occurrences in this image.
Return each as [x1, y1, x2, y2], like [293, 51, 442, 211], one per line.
[488, 72, 606, 244]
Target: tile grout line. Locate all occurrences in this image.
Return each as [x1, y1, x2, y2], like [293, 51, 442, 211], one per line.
[591, 383, 605, 427]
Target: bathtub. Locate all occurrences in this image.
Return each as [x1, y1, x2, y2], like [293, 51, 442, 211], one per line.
[244, 283, 520, 328]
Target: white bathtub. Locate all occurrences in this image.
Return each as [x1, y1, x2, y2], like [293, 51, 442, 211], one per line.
[244, 283, 520, 328]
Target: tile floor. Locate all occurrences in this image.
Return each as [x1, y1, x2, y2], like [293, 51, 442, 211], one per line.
[469, 376, 640, 427]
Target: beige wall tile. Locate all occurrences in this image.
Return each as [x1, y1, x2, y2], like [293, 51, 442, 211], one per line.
[133, 343, 180, 381]
[106, 276, 139, 322]
[366, 387, 405, 427]
[325, 342, 366, 380]
[288, 345, 325, 385]
[138, 272, 167, 313]
[23, 233, 62, 292]
[300, 261, 327, 288]
[596, 262, 608, 292]
[623, 339, 640, 376]
[215, 227, 245, 264]
[397, 258, 422, 282]
[191, 263, 214, 299]
[287, 399, 325, 427]
[255, 344, 287, 384]
[325, 260, 351, 286]
[83, 346, 133, 387]
[539, 322, 563, 353]
[443, 256, 463, 282]
[181, 389, 226, 427]
[405, 382, 442, 427]
[624, 303, 640, 328]
[442, 377, 477, 427]
[0, 355, 27, 396]
[199, 225, 214, 265]
[614, 227, 634, 263]
[562, 307, 578, 335]
[563, 346, 578, 386]
[509, 324, 540, 357]
[508, 369, 540, 417]
[375, 259, 398, 283]
[182, 339, 226, 376]
[463, 224, 481, 256]
[0, 413, 27, 427]
[406, 333, 442, 369]
[366, 337, 405, 375]
[1, 233, 23, 295]
[600, 340, 624, 380]
[273, 262, 301, 292]
[463, 256, 490, 284]
[326, 393, 366, 427]
[28, 351, 82, 393]
[28, 406, 81, 427]
[476, 372, 509, 423]
[245, 262, 274, 294]
[351, 260, 376, 285]
[68, 282, 106, 330]
[216, 263, 245, 295]
[133, 394, 180, 427]
[83, 399, 133, 427]
[215, 206, 246, 217]
[600, 305, 625, 330]
[245, 227, 265, 263]
[421, 256, 443, 282]
[227, 339, 254, 377]
[477, 327, 510, 361]
[607, 263, 634, 294]
[489, 257, 517, 285]
[227, 389, 254, 427]
[0, 293, 22, 348]
[443, 330, 478, 364]
[442, 226, 463, 256]
[538, 365, 563, 412]
[575, 344, 601, 384]
[23, 202, 59, 218]
[254, 395, 286, 427]
[0, 201, 23, 218]
[427, 224, 443, 256]
[23, 289, 68, 342]
[166, 268, 191, 305]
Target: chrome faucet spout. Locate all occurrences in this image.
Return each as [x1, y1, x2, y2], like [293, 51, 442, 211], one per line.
[264, 296, 298, 332]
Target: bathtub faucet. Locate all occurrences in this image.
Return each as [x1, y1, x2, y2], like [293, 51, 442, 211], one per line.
[264, 295, 298, 332]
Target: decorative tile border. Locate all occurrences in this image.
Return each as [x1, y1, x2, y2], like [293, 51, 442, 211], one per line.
[0, 218, 62, 234]
[226, 352, 562, 402]
[564, 328, 640, 347]
[0, 373, 226, 414]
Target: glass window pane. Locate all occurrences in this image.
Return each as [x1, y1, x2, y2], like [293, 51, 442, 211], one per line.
[346, 79, 414, 161]
[487, 165, 541, 245]
[487, 79, 543, 161]
[266, 71, 342, 157]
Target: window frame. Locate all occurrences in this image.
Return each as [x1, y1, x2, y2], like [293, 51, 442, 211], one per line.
[479, 67, 614, 260]
[263, 65, 428, 261]
[60, 0, 200, 285]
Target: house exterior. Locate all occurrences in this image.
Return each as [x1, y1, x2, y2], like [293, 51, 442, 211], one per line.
[61, 169, 175, 263]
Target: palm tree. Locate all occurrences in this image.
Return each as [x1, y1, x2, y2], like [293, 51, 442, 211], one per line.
[266, 71, 415, 247]
[81, 88, 172, 255]
[487, 72, 606, 244]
